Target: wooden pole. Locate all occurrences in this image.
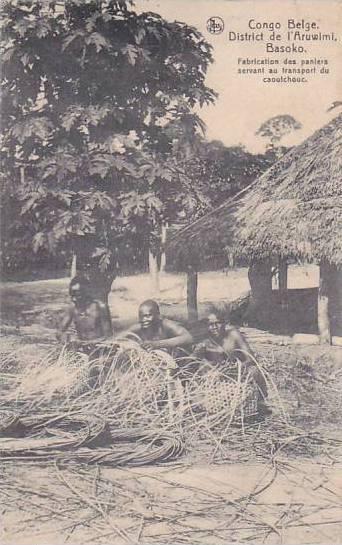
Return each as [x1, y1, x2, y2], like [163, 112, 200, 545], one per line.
[278, 256, 289, 333]
[318, 261, 331, 344]
[278, 256, 288, 307]
[149, 249, 160, 295]
[278, 257, 288, 292]
[187, 268, 198, 322]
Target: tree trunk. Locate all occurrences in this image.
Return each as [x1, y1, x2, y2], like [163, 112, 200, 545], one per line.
[248, 260, 273, 301]
[247, 259, 273, 327]
[85, 269, 116, 306]
[187, 269, 198, 322]
[70, 254, 77, 278]
[160, 223, 168, 273]
[149, 250, 160, 295]
[20, 166, 25, 184]
[160, 251, 166, 275]
[318, 261, 331, 344]
[73, 245, 116, 307]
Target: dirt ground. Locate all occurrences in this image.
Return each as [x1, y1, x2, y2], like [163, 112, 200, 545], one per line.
[2, 459, 342, 544]
[0, 265, 319, 332]
[1, 266, 342, 545]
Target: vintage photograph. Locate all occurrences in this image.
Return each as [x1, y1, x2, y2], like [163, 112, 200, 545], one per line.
[0, 0, 341, 543]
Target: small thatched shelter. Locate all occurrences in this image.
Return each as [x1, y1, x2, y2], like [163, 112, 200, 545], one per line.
[168, 113, 342, 342]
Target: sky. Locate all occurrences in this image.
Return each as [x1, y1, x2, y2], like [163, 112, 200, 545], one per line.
[135, 0, 341, 152]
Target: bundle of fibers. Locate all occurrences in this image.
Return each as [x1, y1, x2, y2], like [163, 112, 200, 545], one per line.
[65, 340, 184, 429]
[0, 336, 53, 373]
[0, 410, 184, 466]
[0, 412, 106, 454]
[1, 340, 185, 430]
[257, 347, 342, 425]
[1, 340, 275, 438]
[57, 428, 184, 466]
[2, 338, 339, 464]
[1, 345, 91, 409]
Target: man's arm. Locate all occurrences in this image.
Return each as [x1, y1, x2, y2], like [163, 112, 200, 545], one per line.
[148, 319, 193, 350]
[225, 328, 254, 362]
[114, 323, 143, 342]
[57, 305, 74, 342]
[225, 328, 267, 398]
[97, 301, 113, 339]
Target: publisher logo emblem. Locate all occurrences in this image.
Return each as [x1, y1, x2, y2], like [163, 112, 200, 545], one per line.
[206, 16, 224, 35]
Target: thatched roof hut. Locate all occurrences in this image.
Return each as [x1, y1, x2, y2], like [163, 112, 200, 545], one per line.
[235, 112, 342, 265]
[168, 113, 342, 340]
[169, 112, 342, 266]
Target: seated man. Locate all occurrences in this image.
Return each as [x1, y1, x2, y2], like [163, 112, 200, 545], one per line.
[58, 275, 113, 352]
[192, 311, 268, 401]
[119, 299, 193, 353]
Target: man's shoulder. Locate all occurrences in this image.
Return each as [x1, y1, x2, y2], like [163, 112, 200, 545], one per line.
[66, 303, 76, 315]
[161, 317, 177, 326]
[129, 322, 142, 332]
[161, 318, 191, 338]
[224, 324, 241, 338]
[224, 324, 239, 333]
[161, 317, 183, 329]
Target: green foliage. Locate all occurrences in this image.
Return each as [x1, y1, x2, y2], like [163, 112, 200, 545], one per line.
[173, 139, 278, 222]
[0, 0, 216, 280]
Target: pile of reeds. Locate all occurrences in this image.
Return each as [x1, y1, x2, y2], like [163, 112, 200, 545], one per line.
[1, 336, 342, 544]
[1, 336, 341, 464]
[0, 338, 187, 465]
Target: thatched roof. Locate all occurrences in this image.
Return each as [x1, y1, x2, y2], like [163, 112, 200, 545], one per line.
[168, 113, 342, 268]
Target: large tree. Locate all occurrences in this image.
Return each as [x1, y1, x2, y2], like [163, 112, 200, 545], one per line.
[256, 114, 302, 156]
[0, 0, 215, 299]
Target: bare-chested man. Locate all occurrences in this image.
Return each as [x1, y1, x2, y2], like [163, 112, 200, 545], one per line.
[193, 312, 268, 401]
[58, 276, 113, 350]
[121, 300, 192, 353]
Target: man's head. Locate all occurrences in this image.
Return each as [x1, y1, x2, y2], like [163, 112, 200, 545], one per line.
[138, 300, 160, 329]
[69, 276, 91, 307]
[207, 312, 225, 340]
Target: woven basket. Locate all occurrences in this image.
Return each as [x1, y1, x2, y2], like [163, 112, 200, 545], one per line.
[64, 353, 91, 395]
[190, 369, 259, 419]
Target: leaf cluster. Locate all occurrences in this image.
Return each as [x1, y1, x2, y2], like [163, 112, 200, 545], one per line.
[1, 0, 216, 273]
